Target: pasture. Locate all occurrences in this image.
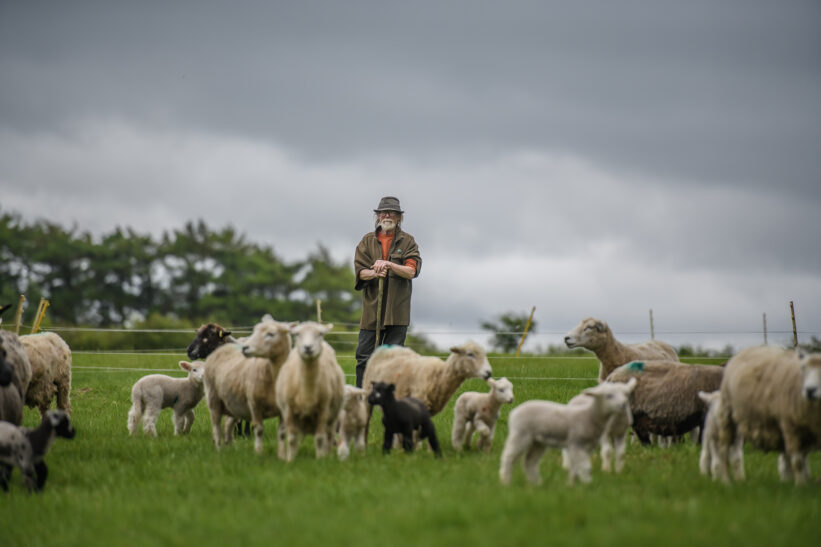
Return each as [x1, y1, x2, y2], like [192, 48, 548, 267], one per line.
[1, 350, 818, 547]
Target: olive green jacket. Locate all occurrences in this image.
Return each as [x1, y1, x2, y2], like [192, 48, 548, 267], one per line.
[354, 228, 422, 330]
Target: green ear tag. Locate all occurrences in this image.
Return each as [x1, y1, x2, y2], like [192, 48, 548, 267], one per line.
[626, 361, 645, 372]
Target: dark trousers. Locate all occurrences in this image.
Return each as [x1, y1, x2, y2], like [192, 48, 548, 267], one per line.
[355, 325, 408, 388]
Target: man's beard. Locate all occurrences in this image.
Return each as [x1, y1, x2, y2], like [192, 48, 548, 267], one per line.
[379, 218, 396, 232]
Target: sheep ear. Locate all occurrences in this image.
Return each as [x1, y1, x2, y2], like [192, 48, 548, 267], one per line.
[322, 323, 334, 333]
[450, 346, 464, 355]
[262, 314, 274, 323]
[48, 411, 61, 427]
[487, 378, 497, 388]
[796, 347, 806, 360]
[596, 321, 608, 333]
[179, 361, 192, 371]
[623, 377, 637, 393]
[387, 383, 396, 393]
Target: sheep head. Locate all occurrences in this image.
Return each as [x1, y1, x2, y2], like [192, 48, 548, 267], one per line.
[449, 341, 492, 380]
[799, 349, 821, 401]
[187, 322, 233, 360]
[489, 377, 514, 404]
[564, 317, 610, 351]
[288, 321, 333, 362]
[367, 381, 396, 407]
[179, 360, 205, 384]
[583, 377, 637, 417]
[241, 319, 294, 360]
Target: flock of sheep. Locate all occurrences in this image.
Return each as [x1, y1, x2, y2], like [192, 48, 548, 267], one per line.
[1, 309, 820, 492]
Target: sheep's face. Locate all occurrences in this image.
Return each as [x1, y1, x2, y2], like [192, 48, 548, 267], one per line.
[46, 410, 76, 440]
[242, 319, 293, 359]
[343, 386, 367, 410]
[179, 360, 205, 384]
[564, 317, 609, 351]
[187, 323, 232, 360]
[450, 341, 492, 380]
[367, 381, 395, 407]
[291, 322, 332, 361]
[491, 377, 515, 404]
[799, 351, 821, 401]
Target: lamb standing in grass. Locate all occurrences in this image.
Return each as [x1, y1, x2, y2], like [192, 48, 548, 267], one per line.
[564, 317, 679, 382]
[204, 315, 293, 455]
[451, 377, 514, 452]
[337, 385, 368, 460]
[0, 409, 75, 492]
[362, 341, 492, 439]
[715, 346, 821, 485]
[368, 381, 442, 457]
[127, 360, 205, 436]
[20, 332, 72, 417]
[276, 322, 346, 462]
[499, 378, 637, 486]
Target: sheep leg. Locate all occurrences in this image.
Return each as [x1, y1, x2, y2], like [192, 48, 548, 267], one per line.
[33, 461, 47, 491]
[499, 433, 529, 485]
[172, 411, 185, 435]
[613, 433, 628, 473]
[567, 446, 592, 485]
[450, 414, 467, 451]
[337, 431, 351, 461]
[778, 453, 792, 482]
[472, 420, 492, 452]
[142, 404, 160, 437]
[782, 424, 809, 485]
[728, 434, 745, 482]
[208, 407, 224, 450]
[56, 380, 71, 415]
[182, 409, 195, 434]
[0, 463, 10, 491]
[599, 434, 614, 473]
[523, 443, 547, 486]
[286, 428, 303, 462]
[277, 420, 288, 461]
[127, 403, 141, 436]
[462, 422, 476, 451]
[223, 416, 237, 445]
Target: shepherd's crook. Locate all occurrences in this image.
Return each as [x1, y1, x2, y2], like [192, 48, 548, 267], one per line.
[374, 276, 384, 354]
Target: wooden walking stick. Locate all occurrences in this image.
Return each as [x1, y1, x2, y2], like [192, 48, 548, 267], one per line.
[374, 276, 384, 354]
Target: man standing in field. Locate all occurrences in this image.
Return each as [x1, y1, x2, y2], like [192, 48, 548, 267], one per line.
[353, 196, 422, 388]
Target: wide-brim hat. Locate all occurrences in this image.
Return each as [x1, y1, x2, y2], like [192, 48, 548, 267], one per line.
[373, 196, 404, 214]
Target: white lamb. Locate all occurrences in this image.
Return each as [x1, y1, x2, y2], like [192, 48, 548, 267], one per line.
[499, 378, 637, 486]
[275, 322, 346, 462]
[715, 346, 821, 485]
[127, 360, 205, 436]
[336, 385, 368, 460]
[564, 317, 679, 382]
[20, 332, 72, 417]
[204, 315, 293, 455]
[451, 377, 514, 452]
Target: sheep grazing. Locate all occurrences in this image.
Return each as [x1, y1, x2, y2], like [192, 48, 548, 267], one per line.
[204, 315, 293, 455]
[20, 332, 73, 417]
[0, 409, 75, 492]
[337, 385, 368, 461]
[715, 346, 821, 485]
[368, 381, 442, 457]
[275, 322, 346, 462]
[604, 360, 724, 444]
[564, 317, 679, 382]
[0, 329, 33, 425]
[452, 377, 514, 452]
[127, 360, 206, 436]
[186, 322, 251, 437]
[362, 341, 493, 438]
[697, 390, 724, 478]
[499, 378, 637, 486]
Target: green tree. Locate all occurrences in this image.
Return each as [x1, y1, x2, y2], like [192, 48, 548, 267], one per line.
[480, 311, 537, 354]
[296, 245, 359, 326]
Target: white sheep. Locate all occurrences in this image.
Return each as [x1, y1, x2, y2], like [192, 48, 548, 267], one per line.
[362, 341, 493, 440]
[204, 315, 293, 455]
[499, 378, 637, 486]
[20, 332, 72, 417]
[275, 322, 346, 462]
[0, 329, 33, 425]
[127, 360, 205, 436]
[715, 346, 821, 485]
[451, 377, 514, 452]
[337, 385, 368, 460]
[564, 317, 679, 382]
[561, 388, 633, 474]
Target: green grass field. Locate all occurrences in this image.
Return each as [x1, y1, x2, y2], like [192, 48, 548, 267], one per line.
[1, 352, 818, 547]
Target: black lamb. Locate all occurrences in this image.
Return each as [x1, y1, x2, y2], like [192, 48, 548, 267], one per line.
[0, 409, 76, 492]
[367, 381, 442, 457]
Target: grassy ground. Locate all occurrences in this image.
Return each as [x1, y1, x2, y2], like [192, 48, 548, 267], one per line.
[1, 352, 818, 547]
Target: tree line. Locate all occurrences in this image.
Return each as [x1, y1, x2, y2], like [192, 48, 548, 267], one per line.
[0, 210, 360, 330]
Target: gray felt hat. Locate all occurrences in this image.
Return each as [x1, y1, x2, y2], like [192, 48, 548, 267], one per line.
[373, 196, 404, 213]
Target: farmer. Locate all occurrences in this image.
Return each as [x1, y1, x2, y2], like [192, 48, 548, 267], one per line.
[353, 196, 422, 387]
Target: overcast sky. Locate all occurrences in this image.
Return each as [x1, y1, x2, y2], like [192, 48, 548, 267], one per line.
[1, 1, 819, 352]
